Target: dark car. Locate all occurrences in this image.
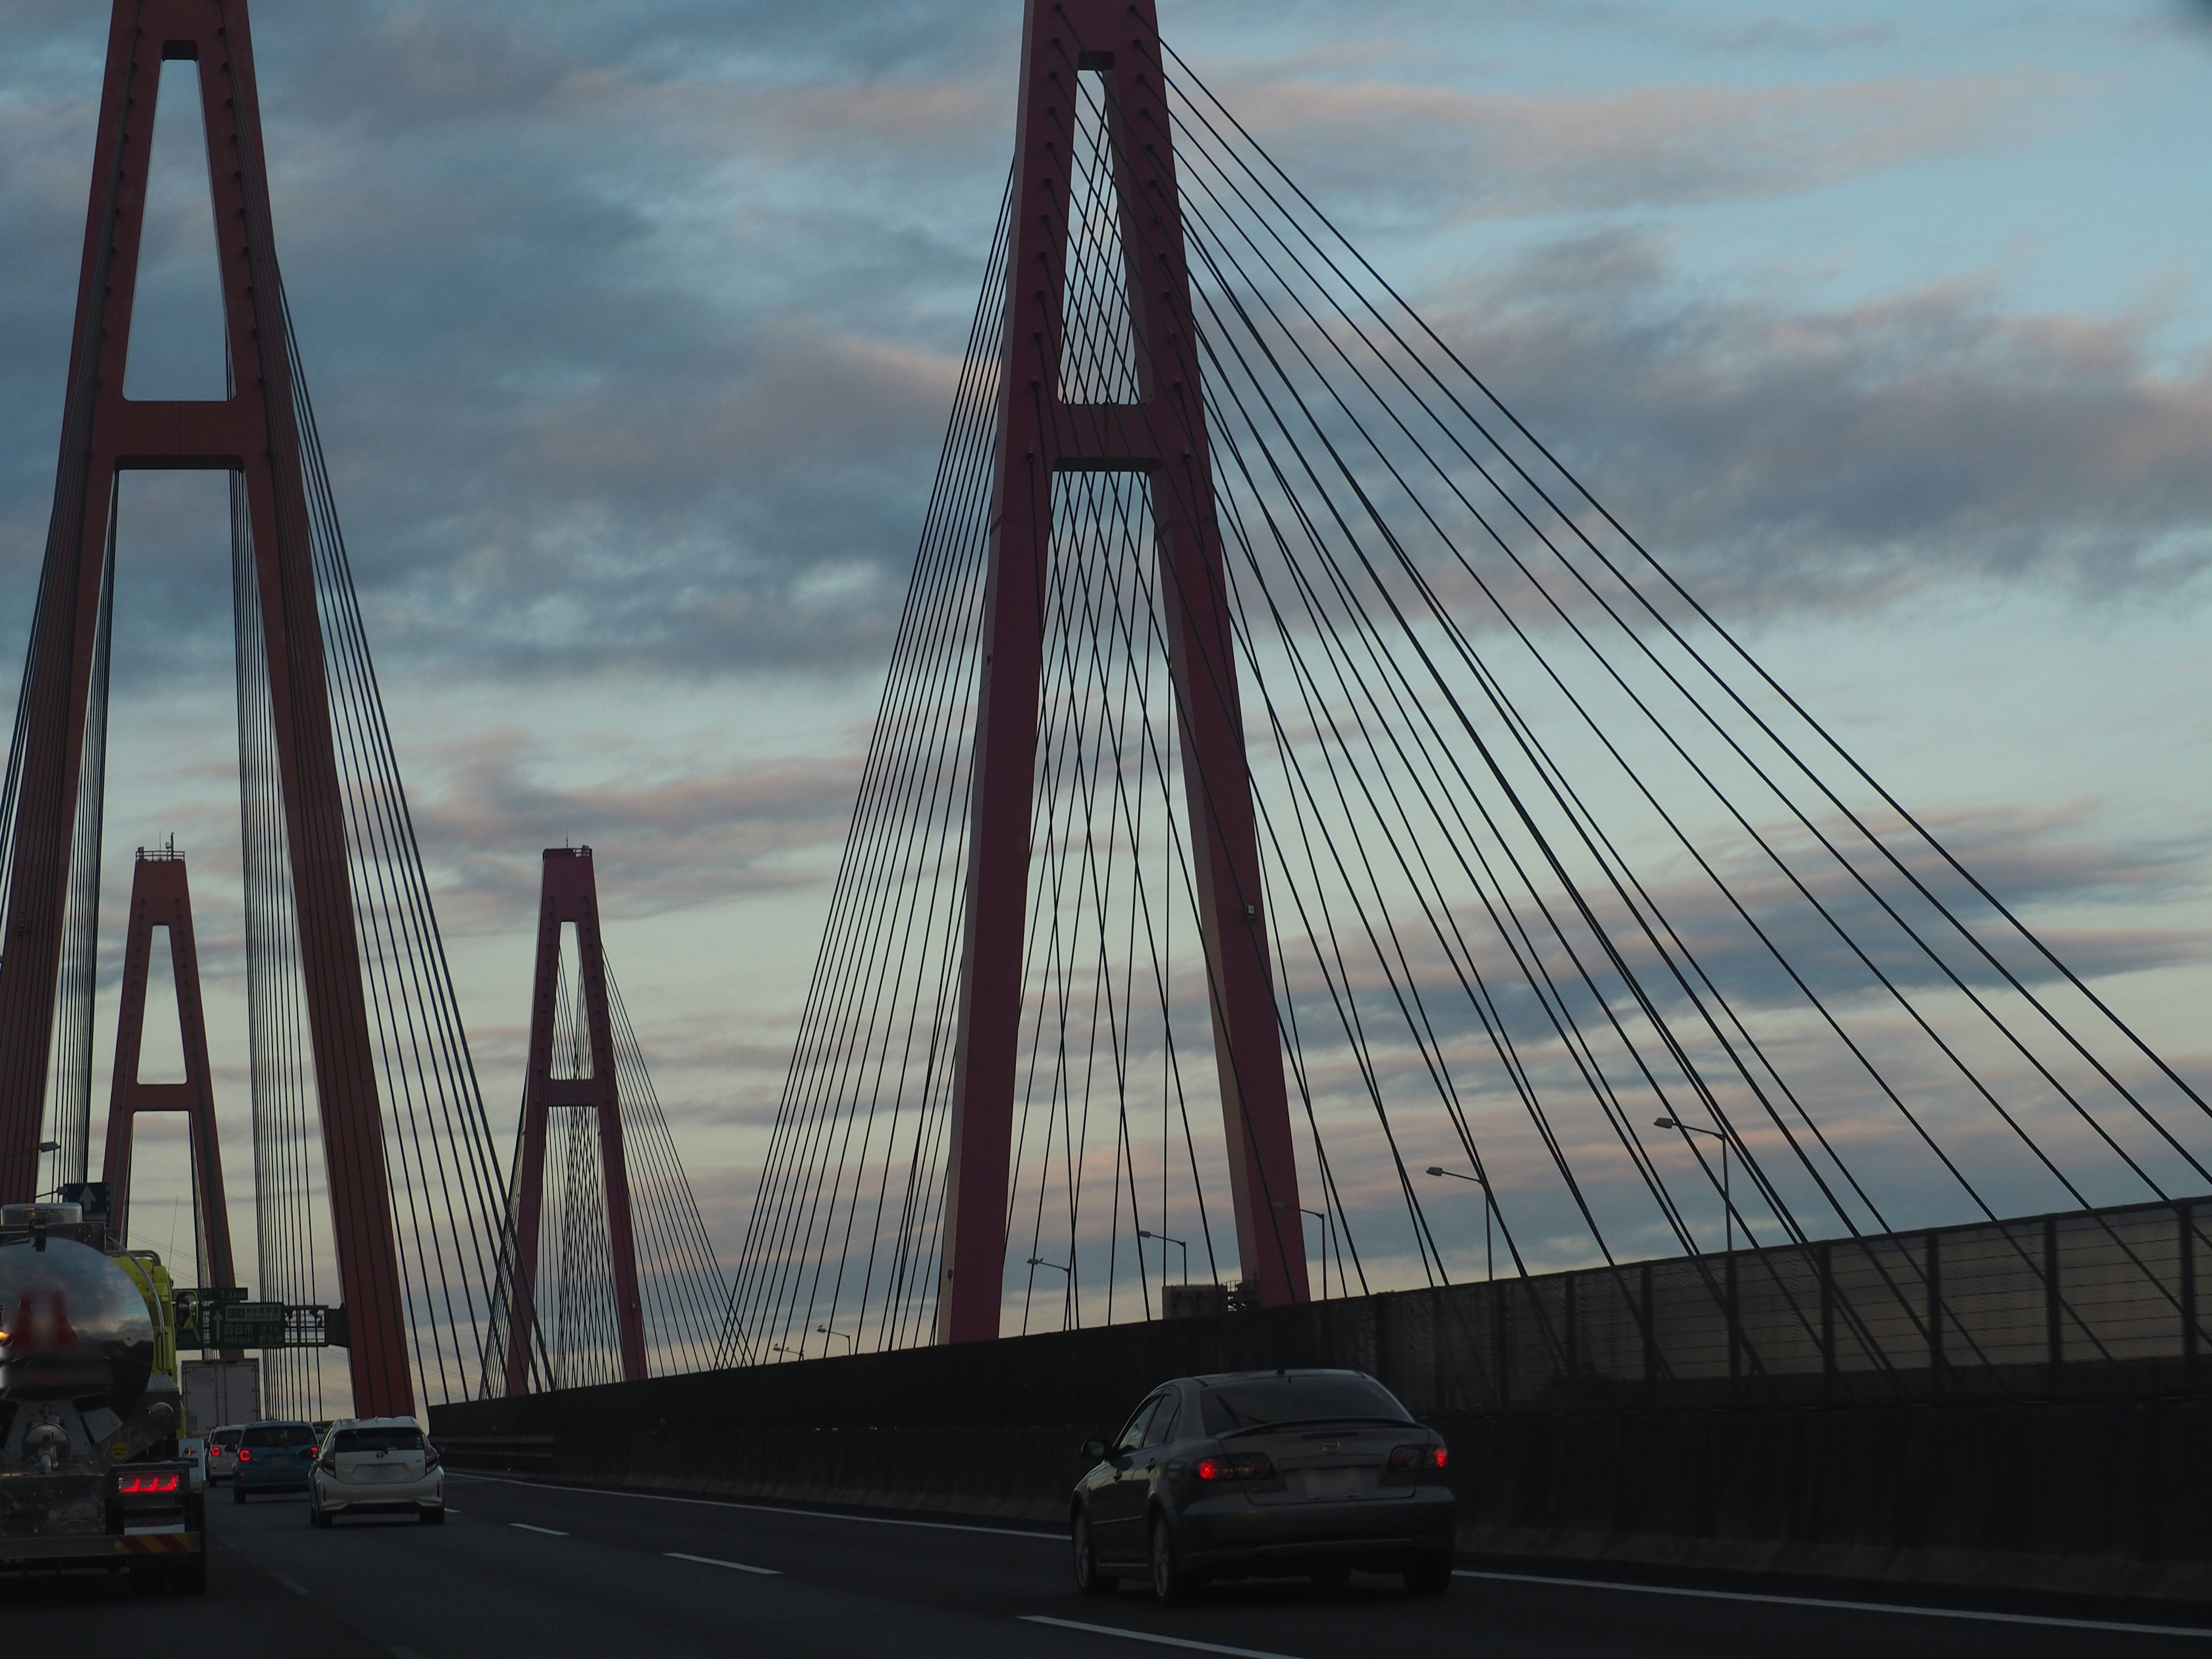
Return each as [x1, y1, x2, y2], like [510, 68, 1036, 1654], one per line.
[1070, 1369, 1455, 1603]
[233, 1419, 318, 1502]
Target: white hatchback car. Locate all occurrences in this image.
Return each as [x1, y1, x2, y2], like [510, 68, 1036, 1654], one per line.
[307, 1416, 446, 1527]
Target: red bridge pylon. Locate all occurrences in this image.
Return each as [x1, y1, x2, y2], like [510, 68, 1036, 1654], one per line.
[100, 847, 238, 1291]
[499, 848, 650, 1394]
[0, 0, 411, 1415]
[937, 0, 1309, 1342]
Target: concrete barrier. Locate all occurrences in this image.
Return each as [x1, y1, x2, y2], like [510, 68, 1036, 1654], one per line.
[435, 1209, 2212, 1605]
[435, 1384, 2212, 1604]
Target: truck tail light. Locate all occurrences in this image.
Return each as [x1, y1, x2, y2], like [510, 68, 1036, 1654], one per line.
[117, 1473, 181, 1494]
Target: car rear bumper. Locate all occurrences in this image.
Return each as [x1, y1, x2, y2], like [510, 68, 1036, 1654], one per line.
[237, 1478, 312, 1504]
[316, 1476, 443, 1511]
[1175, 1491, 1455, 1573]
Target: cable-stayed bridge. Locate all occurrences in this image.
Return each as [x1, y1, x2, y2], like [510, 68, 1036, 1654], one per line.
[2, 0, 2208, 1620]
[720, 0, 2212, 1377]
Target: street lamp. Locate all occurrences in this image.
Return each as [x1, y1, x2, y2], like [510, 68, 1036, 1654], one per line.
[1274, 1201, 1337, 1298]
[815, 1324, 853, 1353]
[1654, 1117, 1732, 1253]
[1425, 1166, 1496, 1281]
[1135, 1230, 1187, 1285]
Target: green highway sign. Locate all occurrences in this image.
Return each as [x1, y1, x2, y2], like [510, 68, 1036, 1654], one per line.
[173, 1286, 248, 1348]
[211, 1302, 288, 1348]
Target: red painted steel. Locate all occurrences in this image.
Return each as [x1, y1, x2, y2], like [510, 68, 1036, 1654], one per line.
[938, 0, 1309, 1343]
[501, 848, 650, 1393]
[99, 850, 238, 1292]
[0, 0, 414, 1415]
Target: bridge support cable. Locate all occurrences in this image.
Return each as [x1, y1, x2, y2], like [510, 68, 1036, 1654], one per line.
[726, 1, 2212, 1360]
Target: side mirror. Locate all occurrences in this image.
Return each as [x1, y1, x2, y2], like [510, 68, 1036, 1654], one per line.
[1080, 1438, 1109, 1462]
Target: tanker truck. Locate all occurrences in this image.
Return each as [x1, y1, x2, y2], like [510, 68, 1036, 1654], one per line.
[0, 1200, 204, 1593]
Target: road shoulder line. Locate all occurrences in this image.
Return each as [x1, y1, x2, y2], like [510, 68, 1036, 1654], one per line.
[666, 1550, 780, 1575]
[1454, 1568, 2212, 1639]
[450, 1472, 1058, 1540]
[1022, 1615, 1308, 1658]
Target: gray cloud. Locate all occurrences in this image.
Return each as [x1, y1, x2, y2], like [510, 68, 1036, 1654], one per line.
[1426, 229, 2212, 608]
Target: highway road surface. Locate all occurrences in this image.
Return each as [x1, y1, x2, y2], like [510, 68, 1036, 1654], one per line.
[4, 1474, 2207, 1656]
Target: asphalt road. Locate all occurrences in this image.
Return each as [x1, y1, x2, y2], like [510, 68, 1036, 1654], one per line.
[3, 1475, 2207, 1657]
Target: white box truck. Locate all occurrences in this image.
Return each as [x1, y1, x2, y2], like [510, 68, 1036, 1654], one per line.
[182, 1358, 261, 1437]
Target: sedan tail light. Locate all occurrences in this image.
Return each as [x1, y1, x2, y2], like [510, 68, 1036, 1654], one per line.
[1195, 1452, 1276, 1482]
[1387, 1444, 1447, 1472]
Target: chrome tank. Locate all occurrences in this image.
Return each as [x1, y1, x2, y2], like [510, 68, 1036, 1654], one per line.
[0, 1235, 154, 1418]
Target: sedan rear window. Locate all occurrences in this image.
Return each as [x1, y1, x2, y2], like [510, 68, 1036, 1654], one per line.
[1198, 1374, 1411, 1435]
[331, 1427, 423, 1454]
[242, 1423, 316, 1448]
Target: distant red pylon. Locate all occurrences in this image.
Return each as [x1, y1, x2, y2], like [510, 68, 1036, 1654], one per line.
[100, 847, 238, 1291]
[499, 848, 650, 1393]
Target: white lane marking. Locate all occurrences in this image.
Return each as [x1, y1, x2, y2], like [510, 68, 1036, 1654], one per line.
[666, 1550, 781, 1576]
[450, 1472, 1056, 1540]
[271, 1571, 311, 1597]
[1021, 1616, 1307, 1658]
[1456, 1569, 2212, 1639]
[509, 1521, 569, 1537]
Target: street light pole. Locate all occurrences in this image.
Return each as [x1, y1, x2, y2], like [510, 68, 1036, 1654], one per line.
[1135, 1230, 1187, 1285]
[1654, 1118, 1732, 1253]
[815, 1324, 853, 1353]
[1425, 1166, 1495, 1281]
[1272, 1202, 1336, 1298]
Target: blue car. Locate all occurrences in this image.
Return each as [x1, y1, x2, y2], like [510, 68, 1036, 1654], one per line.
[232, 1420, 318, 1502]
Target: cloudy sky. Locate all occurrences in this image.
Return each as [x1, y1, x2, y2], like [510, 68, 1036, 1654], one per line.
[1, 0, 2209, 1310]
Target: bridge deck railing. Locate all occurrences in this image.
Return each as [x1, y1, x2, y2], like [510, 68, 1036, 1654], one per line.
[1386, 1195, 2206, 1415]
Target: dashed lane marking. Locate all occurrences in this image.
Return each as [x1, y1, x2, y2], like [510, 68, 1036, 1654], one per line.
[271, 1571, 311, 1597]
[1020, 1616, 1308, 1658]
[509, 1522, 569, 1537]
[1455, 1569, 2212, 1639]
[450, 1473, 1057, 1540]
[666, 1550, 781, 1575]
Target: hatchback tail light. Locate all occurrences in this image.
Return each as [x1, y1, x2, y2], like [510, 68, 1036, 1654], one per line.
[235, 1447, 253, 1464]
[1195, 1452, 1275, 1482]
[424, 1445, 441, 1471]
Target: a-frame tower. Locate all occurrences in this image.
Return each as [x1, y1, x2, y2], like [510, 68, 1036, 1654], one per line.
[100, 847, 239, 1290]
[936, 0, 1310, 1341]
[0, 0, 411, 1415]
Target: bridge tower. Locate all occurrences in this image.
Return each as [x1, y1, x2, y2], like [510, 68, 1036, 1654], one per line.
[0, 0, 412, 1414]
[100, 847, 238, 1290]
[937, 0, 1309, 1342]
[497, 847, 650, 1393]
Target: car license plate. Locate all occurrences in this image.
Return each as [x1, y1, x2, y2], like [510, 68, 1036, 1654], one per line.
[1300, 1467, 1361, 1501]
